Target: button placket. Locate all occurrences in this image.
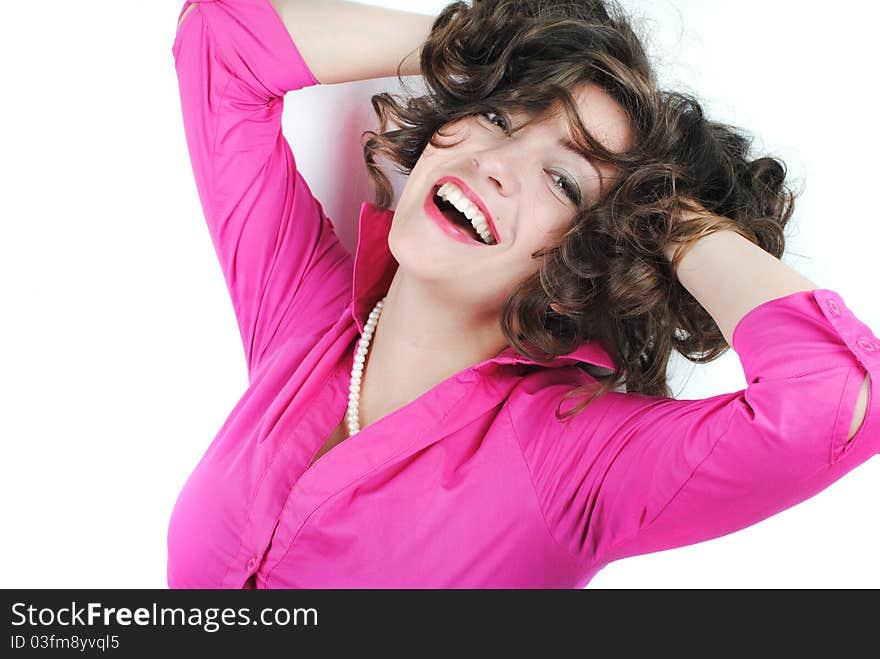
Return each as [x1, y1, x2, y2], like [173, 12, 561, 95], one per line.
[817, 291, 879, 367]
[857, 338, 877, 352]
[246, 556, 257, 571]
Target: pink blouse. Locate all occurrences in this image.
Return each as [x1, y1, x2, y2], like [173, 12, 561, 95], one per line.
[168, 0, 879, 588]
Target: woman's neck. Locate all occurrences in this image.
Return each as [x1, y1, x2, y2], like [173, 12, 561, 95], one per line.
[356, 270, 509, 426]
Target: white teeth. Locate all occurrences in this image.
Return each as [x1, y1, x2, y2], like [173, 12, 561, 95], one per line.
[437, 182, 496, 245]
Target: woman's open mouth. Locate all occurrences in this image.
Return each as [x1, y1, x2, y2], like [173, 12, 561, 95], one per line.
[423, 184, 498, 247]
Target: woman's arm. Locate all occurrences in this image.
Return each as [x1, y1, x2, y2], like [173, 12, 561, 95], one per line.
[172, 0, 357, 381]
[269, 0, 436, 84]
[666, 216, 869, 441]
[510, 287, 879, 576]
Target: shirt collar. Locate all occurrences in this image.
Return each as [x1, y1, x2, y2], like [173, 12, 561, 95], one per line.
[351, 201, 618, 373]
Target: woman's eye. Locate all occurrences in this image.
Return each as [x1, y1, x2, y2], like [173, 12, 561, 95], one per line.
[550, 171, 582, 205]
[481, 111, 508, 132]
[480, 110, 581, 205]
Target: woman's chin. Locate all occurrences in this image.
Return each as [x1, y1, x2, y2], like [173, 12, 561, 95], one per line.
[390, 217, 465, 262]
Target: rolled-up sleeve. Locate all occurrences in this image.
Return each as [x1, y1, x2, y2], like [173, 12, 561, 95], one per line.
[513, 288, 878, 579]
[171, 0, 354, 382]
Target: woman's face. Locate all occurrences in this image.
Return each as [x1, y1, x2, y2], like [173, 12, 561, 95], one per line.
[388, 82, 634, 315]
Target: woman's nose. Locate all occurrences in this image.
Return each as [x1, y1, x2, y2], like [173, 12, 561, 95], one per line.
[471, 151, 520, 198]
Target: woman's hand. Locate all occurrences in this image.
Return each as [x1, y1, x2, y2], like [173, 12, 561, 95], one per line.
[662, 197, 718, 263]
[659, 195, 818, 347]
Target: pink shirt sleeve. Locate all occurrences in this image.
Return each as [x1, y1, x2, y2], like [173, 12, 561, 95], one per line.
[512, 289, 879, 575]
[172, 0, 354, 382]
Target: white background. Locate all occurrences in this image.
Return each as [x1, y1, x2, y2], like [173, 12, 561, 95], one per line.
[1, 0, 877, 588]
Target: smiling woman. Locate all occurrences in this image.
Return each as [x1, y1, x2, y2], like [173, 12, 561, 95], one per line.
[361, 0, 785, 406]
[168, 0, 879, 589]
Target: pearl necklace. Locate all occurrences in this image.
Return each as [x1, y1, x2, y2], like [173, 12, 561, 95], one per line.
[347, 296, 387, 437]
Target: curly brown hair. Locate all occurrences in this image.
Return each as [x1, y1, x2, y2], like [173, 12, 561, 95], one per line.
[361, 0, 798, 422]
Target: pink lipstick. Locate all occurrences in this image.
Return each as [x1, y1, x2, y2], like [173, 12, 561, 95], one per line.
[432, 176, 501, 244]
[423, 185, 489, 247]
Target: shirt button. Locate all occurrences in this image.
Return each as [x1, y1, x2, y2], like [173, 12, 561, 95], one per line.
[827, 299, 840, 316]
[857, 338, 877, 352]
[246, 556, 257, 571]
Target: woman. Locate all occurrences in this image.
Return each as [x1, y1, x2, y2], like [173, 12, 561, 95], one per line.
[168, 0, 877, 588]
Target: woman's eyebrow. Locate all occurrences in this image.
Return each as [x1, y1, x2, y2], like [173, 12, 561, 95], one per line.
[559, 137, 602, 180]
